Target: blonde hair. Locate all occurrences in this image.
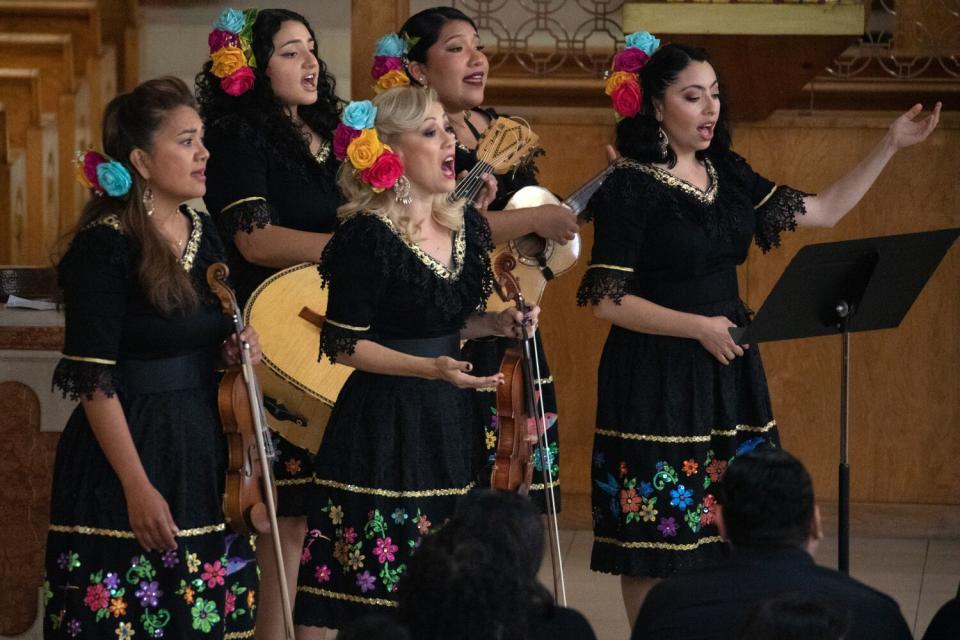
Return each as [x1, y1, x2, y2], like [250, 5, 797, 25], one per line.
[337, 86, 464, 240]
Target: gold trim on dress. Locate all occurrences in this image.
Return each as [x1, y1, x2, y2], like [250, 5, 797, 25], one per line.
[224, 631, 256, 639]
[587, 263, 635, 273]
[363, 212, 467, 281]
[62, 354, 117, 366]
[85, 214, 121, 231]
[596, 420, 776, 443]
[313, 477, 476, 498]
[49, 522, 226, 538]
[325, 318, 371, 332]
[529, 480, 560, 491]
[298, 585, 398, 608]
[617, 158, 719, 205]
[595, 535, 724, 551]
[221, 196, 267, 213]
[275, 477, 314, 487]
[754, 185, 779, 210]
[179, 206, 204, 273]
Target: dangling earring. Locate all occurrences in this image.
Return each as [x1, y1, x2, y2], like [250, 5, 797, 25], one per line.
[657, 127, 669, 160]
[142, 186, 155, 216]
[419, 77, 428, 87]
[393, 175, 412, 206]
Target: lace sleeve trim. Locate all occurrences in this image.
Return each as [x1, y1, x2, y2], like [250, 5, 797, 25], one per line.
[53, 358, 121, 400]
[319, 321, 371, 364]
[576, 267, 633, 307]
[220, 197, 276, 235]
[755, 186, 810, 253]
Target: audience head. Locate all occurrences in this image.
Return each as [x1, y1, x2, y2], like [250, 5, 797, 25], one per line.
[399, 7, 487, 112]
[397, 489, 552, 640]
[615, 42, 732, 167]
[715, 448, 821, 550]
[737, 593, 849, 640]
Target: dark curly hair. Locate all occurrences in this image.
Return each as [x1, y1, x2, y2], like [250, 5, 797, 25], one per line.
[616, 43, 732, 168]
[397, 490, 552, 640]
[195, 8, 341, 179]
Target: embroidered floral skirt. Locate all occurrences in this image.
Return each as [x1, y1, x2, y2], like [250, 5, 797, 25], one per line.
[295, 371, 483, 629]
[43, 387, 257, 639]
[270, 431, 315, 518]
[591, 299, 780, 578]
[461, 332, 562, 513]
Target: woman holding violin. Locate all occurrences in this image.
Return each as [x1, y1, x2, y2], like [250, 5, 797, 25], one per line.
[294, 86, 537, 631]
[43, 77, 261, 638]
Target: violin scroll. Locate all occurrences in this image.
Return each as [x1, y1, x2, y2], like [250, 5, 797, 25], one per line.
[206, 263, 236, 316]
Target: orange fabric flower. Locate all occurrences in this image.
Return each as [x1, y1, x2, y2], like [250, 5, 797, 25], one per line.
[605, 70, 636, 96]
[210, 46, 246, 78]
[682, 459, 699, 476]
[346, 128, 386, 171]
[375, 69, 410, 94]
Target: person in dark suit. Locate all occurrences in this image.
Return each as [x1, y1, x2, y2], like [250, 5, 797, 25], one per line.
[631, 448, 912, 640]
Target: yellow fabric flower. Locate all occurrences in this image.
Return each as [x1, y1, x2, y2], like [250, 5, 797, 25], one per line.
[605, 70, 636, 96]
[211, 46, 247, 78]
[375, 69, 410, 94]
[346, 128, 386, 171]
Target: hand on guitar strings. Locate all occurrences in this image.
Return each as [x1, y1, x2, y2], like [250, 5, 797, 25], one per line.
[533, 204, 579, 244]
[495, 306, 540, 339]
[221, 326, 263, 366]
[459, 170, 499, 211]
[433, 356, 505, 389]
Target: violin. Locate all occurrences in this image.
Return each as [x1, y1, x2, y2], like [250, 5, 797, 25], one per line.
[489, 253, 567, 606]
[207, 263, 296, 640]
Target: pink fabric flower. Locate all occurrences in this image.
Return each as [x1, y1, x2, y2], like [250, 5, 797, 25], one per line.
[612, 48, 649, 74]
[220, 66, 255, 96]
[82, 150, 107, 188]
[611, 79, 642, 117]
[333, 123, 361, 160]
[371, 55, 403, 80]
[208, 29, 240, 53]
[83, 583, 109, 611]
[360, 150, 404, 190]
[201, 560, 227, 588]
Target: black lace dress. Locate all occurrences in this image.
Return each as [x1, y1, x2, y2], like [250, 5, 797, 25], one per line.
[455, 108, 562, 512]
[43, 207, 257, 639]
[203, 112, 341, 517]
[576, 152, 808, 578]
[294, 208, 493, 628]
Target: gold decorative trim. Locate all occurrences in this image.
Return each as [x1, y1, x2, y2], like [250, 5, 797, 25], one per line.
[224, 630, 255, 639]
[596, 420, 776, 443]
[313, 477, 476, 498]
[298, 585, 398, 608]
[325, 318, 371, 332]
[179, 206, 203, 273]
[364, 212, 466, 281]
[529, 480, 560, 491]
[49, 522, 226, 538]
[754, 185, 778, 210]
[221, 196, 266, 213]
[62, 354, 117, 365]
[617, 158, 718, 205]
[595, 535, 724, 551]
[275, 477, 313, 487]
[85, 214, 121, 231]
[313, 139, 332, 165]
[587, 263, 635, 273]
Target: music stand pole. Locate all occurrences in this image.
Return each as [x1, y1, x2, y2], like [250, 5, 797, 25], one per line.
[837, 302, 852, 574]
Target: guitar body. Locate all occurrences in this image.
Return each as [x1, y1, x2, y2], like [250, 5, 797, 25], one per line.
[243, 263, 354, 454]
[486, 186, 581, 312]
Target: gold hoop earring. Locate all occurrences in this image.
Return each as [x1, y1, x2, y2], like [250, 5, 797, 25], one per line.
[142, 186, 155, 216]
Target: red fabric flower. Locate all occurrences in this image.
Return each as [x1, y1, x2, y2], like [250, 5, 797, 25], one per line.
[220, 66, 255, 96]
[360, 150, 404, 190]
[333, 123, 361, 160]
[611, 80, 642, 117]
[612, 48, 649, 74]
[208, 28, 240, 53]
[620, 487, 640, 513]
[371, 55, 403, 80]
[82, 150, 107, 188]
[83, 583, 109, 611]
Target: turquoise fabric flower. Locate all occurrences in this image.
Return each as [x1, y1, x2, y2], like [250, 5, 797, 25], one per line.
[342, 100, 378, 130]
[625, 32, 661, 56]
[214, 8, 246, 35]
[96, 161, 132, 197]
[375, 33, 406, 57]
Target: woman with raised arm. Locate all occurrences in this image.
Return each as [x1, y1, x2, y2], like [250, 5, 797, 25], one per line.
[577, 33, 940, 627]
[195, 9, 343, 636]
[43, 76, 261, 639]
[294, 86, 538, 631]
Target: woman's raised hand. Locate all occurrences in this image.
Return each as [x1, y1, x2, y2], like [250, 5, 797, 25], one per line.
[887, 102, 942, 150]
[533, 204, 579, 244]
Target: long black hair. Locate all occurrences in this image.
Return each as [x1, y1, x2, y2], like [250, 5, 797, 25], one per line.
[195, 8, 341, 178]
[616, 43, 732, 167]
[400, 6, 478, 80]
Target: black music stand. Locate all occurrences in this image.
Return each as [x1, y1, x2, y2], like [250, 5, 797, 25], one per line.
[730, 228, 960, 574]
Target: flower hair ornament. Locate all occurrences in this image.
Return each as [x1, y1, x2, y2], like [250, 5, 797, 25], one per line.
[208, 8, 258, 97]
[75, 149, 132, 198]
[605, 31, 661, 119]
[333, 100, 410, 204]
[370, 32, 419, 94]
